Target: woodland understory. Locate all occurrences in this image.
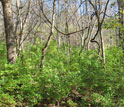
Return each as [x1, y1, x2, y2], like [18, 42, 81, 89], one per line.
[0, 0, 124, 106]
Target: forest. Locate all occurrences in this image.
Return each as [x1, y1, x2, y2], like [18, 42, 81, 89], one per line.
[0, 0, 124, 106]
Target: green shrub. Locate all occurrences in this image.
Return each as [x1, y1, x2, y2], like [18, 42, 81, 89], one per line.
[0, 41, 124, 106]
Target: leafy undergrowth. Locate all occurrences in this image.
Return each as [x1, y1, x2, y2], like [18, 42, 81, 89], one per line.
[0, 42, 124, 106]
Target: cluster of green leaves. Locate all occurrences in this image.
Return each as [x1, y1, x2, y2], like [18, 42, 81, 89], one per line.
[0, 41, 124, 106]
[79, 47, 124, 106]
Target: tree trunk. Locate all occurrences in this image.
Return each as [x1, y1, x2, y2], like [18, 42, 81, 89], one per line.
[1, 0, 17, 63]
[99, 26, 105, 64]
[98, 0, 105, 64]
[117, 0, 124, 49]
[65, 0, 71, 64]
[40, 0, 56, 69]
[57, 0, 61, 48]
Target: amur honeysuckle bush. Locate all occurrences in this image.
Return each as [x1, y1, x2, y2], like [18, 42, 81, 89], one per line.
[0, 41, 124, 106]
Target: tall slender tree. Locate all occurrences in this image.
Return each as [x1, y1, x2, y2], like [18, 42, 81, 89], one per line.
[117, 0, 124, 49]
[1, 0, 17, 63]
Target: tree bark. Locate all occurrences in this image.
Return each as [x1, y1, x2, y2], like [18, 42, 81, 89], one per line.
[98, 0, 105, 64]
[117, 0, 124, 49]
[40, 0, 56, 69]
[1, 0, 17, 63]
[57, 0, 61, 48]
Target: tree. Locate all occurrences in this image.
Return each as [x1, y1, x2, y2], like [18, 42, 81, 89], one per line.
[39, 0, 56, 69]
[88, 0, 110, 64]
[1, 0, 17, 63]
[117, 0, 124, 49]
